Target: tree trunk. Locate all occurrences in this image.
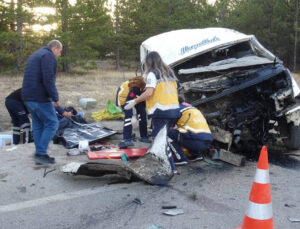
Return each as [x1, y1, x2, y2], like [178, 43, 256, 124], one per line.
[8, 0, 16, 54]
[16, 0, 23, 72]
[9, 0, 15, 32]
[61, 0, 69, 72]
[294, 0, 299, 71]
[115, 0, 120, 70]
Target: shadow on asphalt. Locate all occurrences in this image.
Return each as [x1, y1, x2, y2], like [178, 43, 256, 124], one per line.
[245, 149, 300, 170]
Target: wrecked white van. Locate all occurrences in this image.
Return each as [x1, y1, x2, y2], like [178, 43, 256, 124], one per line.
[140, 28, 300, 153]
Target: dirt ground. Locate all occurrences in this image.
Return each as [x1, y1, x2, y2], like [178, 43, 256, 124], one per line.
[0, 67, 136, 131]
[1, 69, 300, 131]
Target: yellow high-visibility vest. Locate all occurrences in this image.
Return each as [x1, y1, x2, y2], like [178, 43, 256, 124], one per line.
[177, 106, 211, 134]
[146, 75, 179, 115]
[117, 81, 129, 106]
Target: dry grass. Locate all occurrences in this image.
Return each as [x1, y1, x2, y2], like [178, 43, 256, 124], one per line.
[0, 69, 136, 130]
[294, 73, 300, 86]
[1, 70, 300, 131]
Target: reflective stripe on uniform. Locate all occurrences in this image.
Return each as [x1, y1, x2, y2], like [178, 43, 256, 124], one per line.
[20, 122, 31, 129]
[24, 128, 30, 143]
[17, 111, 26, 115]
[147, 103, 179, 115]
[178, 126, 211, 134]
[180, 106, 193, 113]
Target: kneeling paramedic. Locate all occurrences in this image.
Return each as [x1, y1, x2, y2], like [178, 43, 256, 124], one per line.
[5, 88, 32, 144]
[116, 76, 151, 147]
[168, 102, 213, 165]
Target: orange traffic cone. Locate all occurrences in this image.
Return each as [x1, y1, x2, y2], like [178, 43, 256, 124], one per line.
[237, 146, 274, 229]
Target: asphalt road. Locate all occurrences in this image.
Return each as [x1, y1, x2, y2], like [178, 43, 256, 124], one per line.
[0, 121, 299, 229]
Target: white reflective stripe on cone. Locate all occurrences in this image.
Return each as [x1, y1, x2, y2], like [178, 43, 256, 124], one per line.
[254, 168, 270, 184]
[124, 123, 132, 126]
[125, 118, 131, 122]
[245, 202, 273, 220]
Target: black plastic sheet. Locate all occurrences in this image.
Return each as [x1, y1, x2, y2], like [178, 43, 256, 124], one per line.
[54, 118, 116, 148]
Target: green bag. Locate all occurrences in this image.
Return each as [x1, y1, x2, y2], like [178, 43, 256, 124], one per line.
[107, 100, 122, 114]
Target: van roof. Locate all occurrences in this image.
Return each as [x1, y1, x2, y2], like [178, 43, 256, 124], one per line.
[140, 28, 274, 67]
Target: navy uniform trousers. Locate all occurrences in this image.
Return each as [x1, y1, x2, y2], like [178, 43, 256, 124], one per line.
[5, 98, 31, 144]
[122, 87, 147, 140]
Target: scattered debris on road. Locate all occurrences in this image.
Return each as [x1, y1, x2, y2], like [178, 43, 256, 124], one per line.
[287, 217, 300, 223]
[163, 209, 184, 216]
[62, 126, 173, 185]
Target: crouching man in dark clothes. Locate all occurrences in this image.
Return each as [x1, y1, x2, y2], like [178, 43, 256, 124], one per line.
[22, 40, 62, 165]
[168, 102, 213, 165]
[5, 88, 32, 144]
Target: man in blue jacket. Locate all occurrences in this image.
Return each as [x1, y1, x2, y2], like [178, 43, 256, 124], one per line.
[22, 40, 62, 165]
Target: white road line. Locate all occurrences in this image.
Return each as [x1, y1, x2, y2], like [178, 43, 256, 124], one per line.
[0, 187, 118, 214]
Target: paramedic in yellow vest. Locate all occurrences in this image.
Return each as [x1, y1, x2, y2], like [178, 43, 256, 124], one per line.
[168, 102, 213, 165]
[116, 76, 151, 147]
[124, 51, 180, 137]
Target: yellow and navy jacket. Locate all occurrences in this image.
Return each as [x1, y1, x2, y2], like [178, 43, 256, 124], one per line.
[176, 104, 213, 141]
[116, 81, 130, 106]
[146, 70, 179, 118]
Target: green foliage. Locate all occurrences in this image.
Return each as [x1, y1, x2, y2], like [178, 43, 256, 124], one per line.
[215, 0, 298, 68]
[50, 0, 114, 71]
[115, 0, 217, 61]
[1, 0, 300, 72]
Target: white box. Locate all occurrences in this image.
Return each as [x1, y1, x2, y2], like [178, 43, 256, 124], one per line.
[0, 134, 13, 147]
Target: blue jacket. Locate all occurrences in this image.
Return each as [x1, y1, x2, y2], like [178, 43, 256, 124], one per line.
[55, 105, 65, 120]
[22, 46, 59, 102]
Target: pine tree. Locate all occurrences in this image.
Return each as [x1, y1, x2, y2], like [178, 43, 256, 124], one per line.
[116, 0, 217, 63]
[0, 0, 35, 72]
[52, 0, 113, 72]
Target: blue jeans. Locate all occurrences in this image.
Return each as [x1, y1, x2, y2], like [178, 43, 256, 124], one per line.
[25, 101, 58, 155]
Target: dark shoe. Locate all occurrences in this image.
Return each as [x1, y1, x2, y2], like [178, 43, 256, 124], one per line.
[118, 140, 134, 149]
[138, 137, 152, 143]
[174, 158, 189, 165]
[34, 154, 55, 165]
[124, 140, 134, 146]
[189, 153, 204, 162]
[118, 142, 128, 149]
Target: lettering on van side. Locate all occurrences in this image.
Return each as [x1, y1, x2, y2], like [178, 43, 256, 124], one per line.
[180, 36, 220, 55]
